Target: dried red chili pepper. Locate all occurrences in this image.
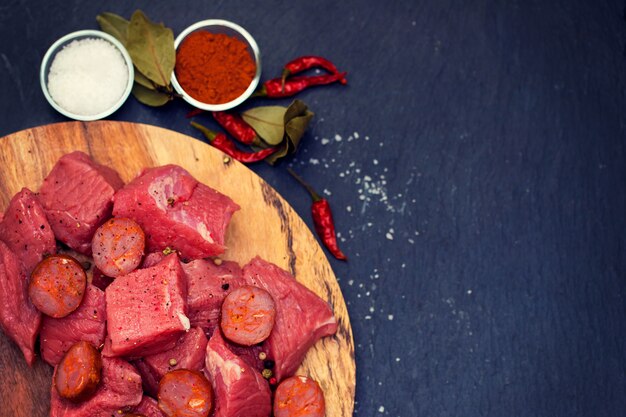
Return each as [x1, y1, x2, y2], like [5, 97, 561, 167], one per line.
[212, 111, 259, 145]
[191, 121, 277, 163]
[281, 56, 347, 86]
[185, 108, 204, 118]
[255, 72, 347, 98]
[287, 168, 347, 261]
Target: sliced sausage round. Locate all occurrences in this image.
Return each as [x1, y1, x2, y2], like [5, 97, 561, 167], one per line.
[92, 217, 145, 277]
[273, 375, 326, 417]
[157, 369, 213, 417]
[220, 285, 276, 346]
[55, 341, 102, 402]
[29, 254, 87, 318]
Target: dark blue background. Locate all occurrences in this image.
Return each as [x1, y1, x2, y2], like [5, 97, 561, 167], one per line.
[1, 1, 625, 416]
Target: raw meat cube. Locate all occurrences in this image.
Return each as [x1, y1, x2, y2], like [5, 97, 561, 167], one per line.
[204, 330, 271, 417]
[49, 357, 142, 417]
[105, 253, 189, 357]
[182, 258, 245, 333]
[113, 165, 239, 260]
[0, 187, 56, 275]
[39, 151, 124, 254]
[40, 284, 107, 366]
[134, 326, 208, 396]
[0, 240, 41, 365]
[242, 257, 338, 381]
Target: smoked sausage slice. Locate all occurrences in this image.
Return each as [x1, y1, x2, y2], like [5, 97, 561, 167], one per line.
[220, 285, 276, 346]
[29, 254, 87, 318]
[273, 375, 326, 417]
[157, 369, 213, 417]
[55, 341, 102, 402]
[92, 217, 145, 277]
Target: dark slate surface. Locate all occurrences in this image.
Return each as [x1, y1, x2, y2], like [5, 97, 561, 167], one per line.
[1, 1, 625, 416]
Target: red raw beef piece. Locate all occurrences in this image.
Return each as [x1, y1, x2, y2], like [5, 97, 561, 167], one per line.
[242, 257, 338, 381]
[0, 240, 41, 365]
[134, 326, 208, 396]
[182, 258, 245, 333]
[112, 165, 239, 260]
[132, 396, 166, 417]
[40, 284, 106, 366]
[204, 330, 271, 417]
[90, 266, 114, 291]
[39, 151, 124, 255]
[0, 187, 56, 275]
[141, 251, 166, 268]
[105, 253, 190, 357]
[49, 357, 142, 417]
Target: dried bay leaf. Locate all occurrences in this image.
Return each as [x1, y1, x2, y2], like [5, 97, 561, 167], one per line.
[242, 106, 286, 146]
[285, 110, 314, 148]
[134, 69, 157, 90]
[132, 83, 171, 106]
[126, 10, 175, 88]
[96, 12, 129, 46]
[257, 100, 314, 165]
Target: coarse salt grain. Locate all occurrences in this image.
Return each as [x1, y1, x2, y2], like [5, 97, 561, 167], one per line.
[47, 38, 128, 116]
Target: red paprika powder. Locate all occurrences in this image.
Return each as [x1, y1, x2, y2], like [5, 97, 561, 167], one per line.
[175, 31, 256, 104]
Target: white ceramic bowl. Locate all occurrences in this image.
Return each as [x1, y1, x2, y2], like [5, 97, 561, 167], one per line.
[40, 30, 134, 121]
[171, 19, 262, 111]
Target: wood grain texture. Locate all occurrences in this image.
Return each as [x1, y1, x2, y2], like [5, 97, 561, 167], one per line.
[0, 121, 355, 417]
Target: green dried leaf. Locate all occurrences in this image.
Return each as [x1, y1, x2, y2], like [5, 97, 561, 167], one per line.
[284, 99, 308, 121]
[264, 141, 290, 165]
[97, 12, 129, 46]
[126, 10, 175, 87]
[134, 69, 156, 90]
[285, 110, 314, 149]
[132, 83, 171, 106]
[241, 106, 286, 146]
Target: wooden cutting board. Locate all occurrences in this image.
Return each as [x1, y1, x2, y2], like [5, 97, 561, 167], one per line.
[0, 121, 355, 417]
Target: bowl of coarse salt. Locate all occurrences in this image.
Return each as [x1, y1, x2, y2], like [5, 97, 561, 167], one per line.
[40, 30, 134, 121]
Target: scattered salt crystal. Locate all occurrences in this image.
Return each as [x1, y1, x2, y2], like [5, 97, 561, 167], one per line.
[388, 314, 394, 320]
[408, 238, 415, 244]
[321, 138, 330, 145]
[348, 280, 354, 286]
[334, 134, 342, 141]
[346, 206, 352, 212]
[395, 357, 401, 362]
[364, 315, 371, 320]
[467, 289, 473, 295]
[354, 132, 360, 138]
[385, 233, 393, 240]
[323, 189, 332, 196]
[369, 306, 375, 313]
[309, 158, 320, 165]
[373, 159, 379, 165]
[378, 406, 385, 413]
[47, 38, 129, 116]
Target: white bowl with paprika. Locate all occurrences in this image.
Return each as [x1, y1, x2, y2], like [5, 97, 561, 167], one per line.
[171, 19, 262, 111]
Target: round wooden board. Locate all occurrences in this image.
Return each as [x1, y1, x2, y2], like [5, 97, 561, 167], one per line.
[0, 121, 355, 417]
